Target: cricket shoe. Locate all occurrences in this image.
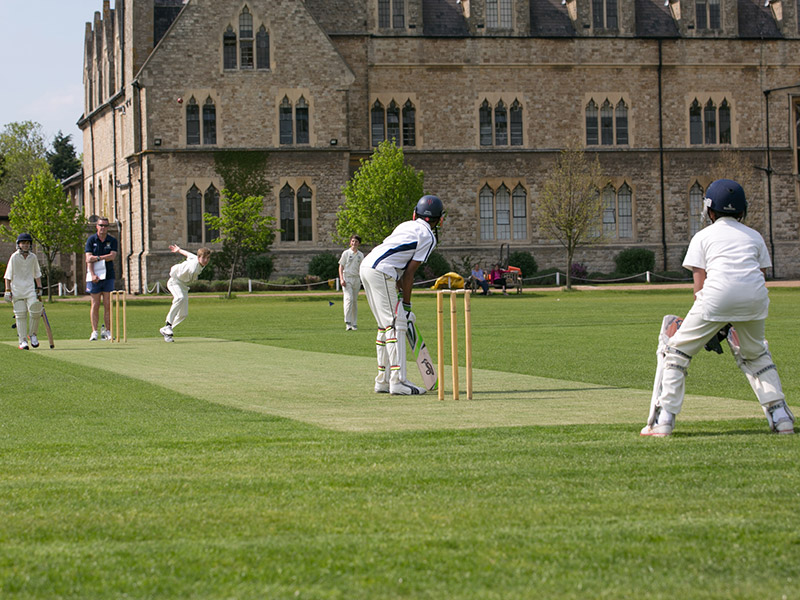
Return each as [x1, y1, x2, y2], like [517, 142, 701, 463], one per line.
[29, 334, 39, 348]
[163, 335, 174, 343]
[18, 340, 29, 350]
[389, 380, 426, 395]
[374, 382, 389, 394]
[640, 406, 675, 437]
[160, 326, 174, 337]
[765, 400, 795, 434]
[101, 330, 112, 341]
[89, 330, 99, 341]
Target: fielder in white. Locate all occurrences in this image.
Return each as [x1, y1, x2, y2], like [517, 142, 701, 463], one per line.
[360, 195, 444, 395]
[159, 245, 212, 342]
[4, 233, 43, 350]
[641, 179, 794, 436]
[338, 234, 364, 331]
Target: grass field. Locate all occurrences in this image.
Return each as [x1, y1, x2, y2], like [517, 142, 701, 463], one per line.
[2, 288, 799, 599]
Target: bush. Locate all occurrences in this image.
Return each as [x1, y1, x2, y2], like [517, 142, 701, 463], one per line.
[308, 253, 340, 280]
[508, 251, 537, 277]
[614, 248, 655, 275]
[42, 265, 68, 288]
[245, 254, 274, 280]
[417, 251, 450, 281]
[570, 263, 588, 279]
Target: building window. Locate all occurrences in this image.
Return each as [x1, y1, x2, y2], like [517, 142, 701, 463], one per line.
[378, 0, 404, 29]
[203, 97, 217, 145]
[186, 97, 200, 145]
[486, 0, 512, 28]
[223, 26, 237, 69]
[204, 185, 220, 242]
[256, 26, 270, 69]
[586, 97, 628, 146]
[690, 97, 731, 145]
[187, 185, 203, 243]
[279, 96, 311, 145]
[280, 183, 314, 242]
[187, 184, 220, 244]
[239, 6, 254, 69]
[371, 98, 417, 147]
[794, 98, 800, 173]
[479, 97, 524, 147]
[689, 182, 704, 237]
[696, 0, 721, 30]
[593, 0, 618, 29]
[601, 183, 633, 239]
[480, 182, 528, 241]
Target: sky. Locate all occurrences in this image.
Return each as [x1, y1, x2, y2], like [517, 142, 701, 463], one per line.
[0, 0, 107, 151]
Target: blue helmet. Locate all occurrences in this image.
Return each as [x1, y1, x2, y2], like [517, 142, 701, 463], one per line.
[704, 179, 747, 220]
[414, 195, 444, 222]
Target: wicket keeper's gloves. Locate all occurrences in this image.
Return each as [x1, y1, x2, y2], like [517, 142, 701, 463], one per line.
[3, 291, 11, 303]
[704, 324, 732, 354]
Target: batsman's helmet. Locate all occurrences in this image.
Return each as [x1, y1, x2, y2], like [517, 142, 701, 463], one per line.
[704, 179, 747, 220]
[414, 195, 444, 223]
[16, 233, 33, 243]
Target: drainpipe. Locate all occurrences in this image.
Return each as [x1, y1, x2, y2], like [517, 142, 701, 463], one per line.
[658, 39, 667, 271]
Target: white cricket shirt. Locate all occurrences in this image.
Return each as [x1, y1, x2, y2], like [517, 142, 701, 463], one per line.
[169, 253, 205, 284]
[683, 217, 771, 321]
[363, 219, 437, 280]
[4, 250, 42, 298]
[339, 248, 364, 277]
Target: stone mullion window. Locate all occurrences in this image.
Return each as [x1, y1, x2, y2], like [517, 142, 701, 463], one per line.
[223, 26, 237, 69]
[586, 97, 628, 146]
[186, 97, 200, 145]
[297, 184, 313, 241]
[495, 101, 508, 146]
[512, 185, 527, 240]
[392, 0, 405, 28]
[479, 101, 493, 146]
[256, 26, 270, 70]
[510, 101, 523, 146]
[479, 186, 494, 241]
[280, 185, 296, 242]
[615, 100, 628, 145]
[689, 182, 704, 237]
[296, 97, 309, 145]
[593, 0, 617, 29]
[480, 97, 523, 147]
[387, 101, 400, 142]
[602, 186, 616, 237]
[187, 185, 203, 243]
[280, 97, 293, 145]
[239, 7, 254, 69]
[204, 185, 220, 242]
[586, 100, 599, 145]
[690, 100, 703, 144]
[696, 0, 721, 30]
[704, 100, 717, 144]
[795, 99, 800, 173]
[600, 100, 614, 145]
[402, 101, 416, 147]
[371, 101, 385, 147]
[690, 96, 731, 145]
[617, 184, 632, 239]
[718, 100, 731, 144]
[203, 97, 217, 145]
[496, 185, 511, 240]
[378, 0, 390, 28]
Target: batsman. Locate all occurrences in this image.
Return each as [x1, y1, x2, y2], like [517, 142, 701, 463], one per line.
[360, 195, 444, 395]
[641, 179, 794, 436]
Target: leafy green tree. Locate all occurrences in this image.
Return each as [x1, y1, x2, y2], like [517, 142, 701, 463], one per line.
[213, 151, 271, 199]
[538, 140, 605, 290]
[335, 140, 424, 245]
[47, 131, 81, 181]
[5, 169, 88, 302]
[204, 191, 277, 298]
[0, 121, 48, 203]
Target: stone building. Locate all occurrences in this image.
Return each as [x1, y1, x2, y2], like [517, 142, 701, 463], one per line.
[79, 0, 800, 291]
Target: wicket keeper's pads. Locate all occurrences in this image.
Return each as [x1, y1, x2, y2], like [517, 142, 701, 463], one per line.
[647, 315, 683, 428]
[726, 327, 784, 408]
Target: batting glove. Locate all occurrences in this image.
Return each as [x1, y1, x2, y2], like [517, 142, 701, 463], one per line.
[3, 291, 11, 303]
[403, 302, 416, 324]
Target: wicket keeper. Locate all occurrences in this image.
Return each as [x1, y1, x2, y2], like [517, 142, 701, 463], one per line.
[641, 179, 793, 436]
[360, 195, 444, 395]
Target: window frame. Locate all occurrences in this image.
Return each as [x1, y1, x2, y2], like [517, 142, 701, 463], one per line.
[592, 0, 618, 30]
[688, 95, 733, 146]
[277, 91, 314, 146]
[478, 180, 529, 242]
[584, 94, 630, 147]
[601, 182, 634, 240]
[478, 95, 525, 148]
[370, 95, 418, 148]
[278, 180, 316, 243]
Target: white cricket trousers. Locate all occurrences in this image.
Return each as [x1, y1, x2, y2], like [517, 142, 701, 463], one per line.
[342, 275, 361, 327]
[359, 265, 410, 386]
[658, 303, 783, 415]
[166, 278, 190, 329]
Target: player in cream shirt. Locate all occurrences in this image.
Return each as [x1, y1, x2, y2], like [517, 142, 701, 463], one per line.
[159, 245, 212, 342]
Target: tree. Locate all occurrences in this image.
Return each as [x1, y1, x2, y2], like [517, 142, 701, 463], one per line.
[213, 151, 271, 199]
[47, 131, 82, 181]
[538, 141, 605, 290]
[335, 140, 424, 245]
[204, 191, 277, 298]
[0, 121, 49, 203]
[5, 169, 88, 302]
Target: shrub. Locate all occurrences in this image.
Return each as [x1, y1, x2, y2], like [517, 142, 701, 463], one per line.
[245, 254, 274, 280]
[417, 251, 450, 281]
[189, 280, 212, 293]
[614, 248, 655, 275]
[42, 265, 68, 288]
[570, 263, 588, 279]
[308, 253, 340, 280]
[508, 251, 537, 277]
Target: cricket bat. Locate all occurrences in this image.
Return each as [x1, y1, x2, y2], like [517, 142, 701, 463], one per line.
[406, 321, 438, 391]
[41, 307, 55, 348]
